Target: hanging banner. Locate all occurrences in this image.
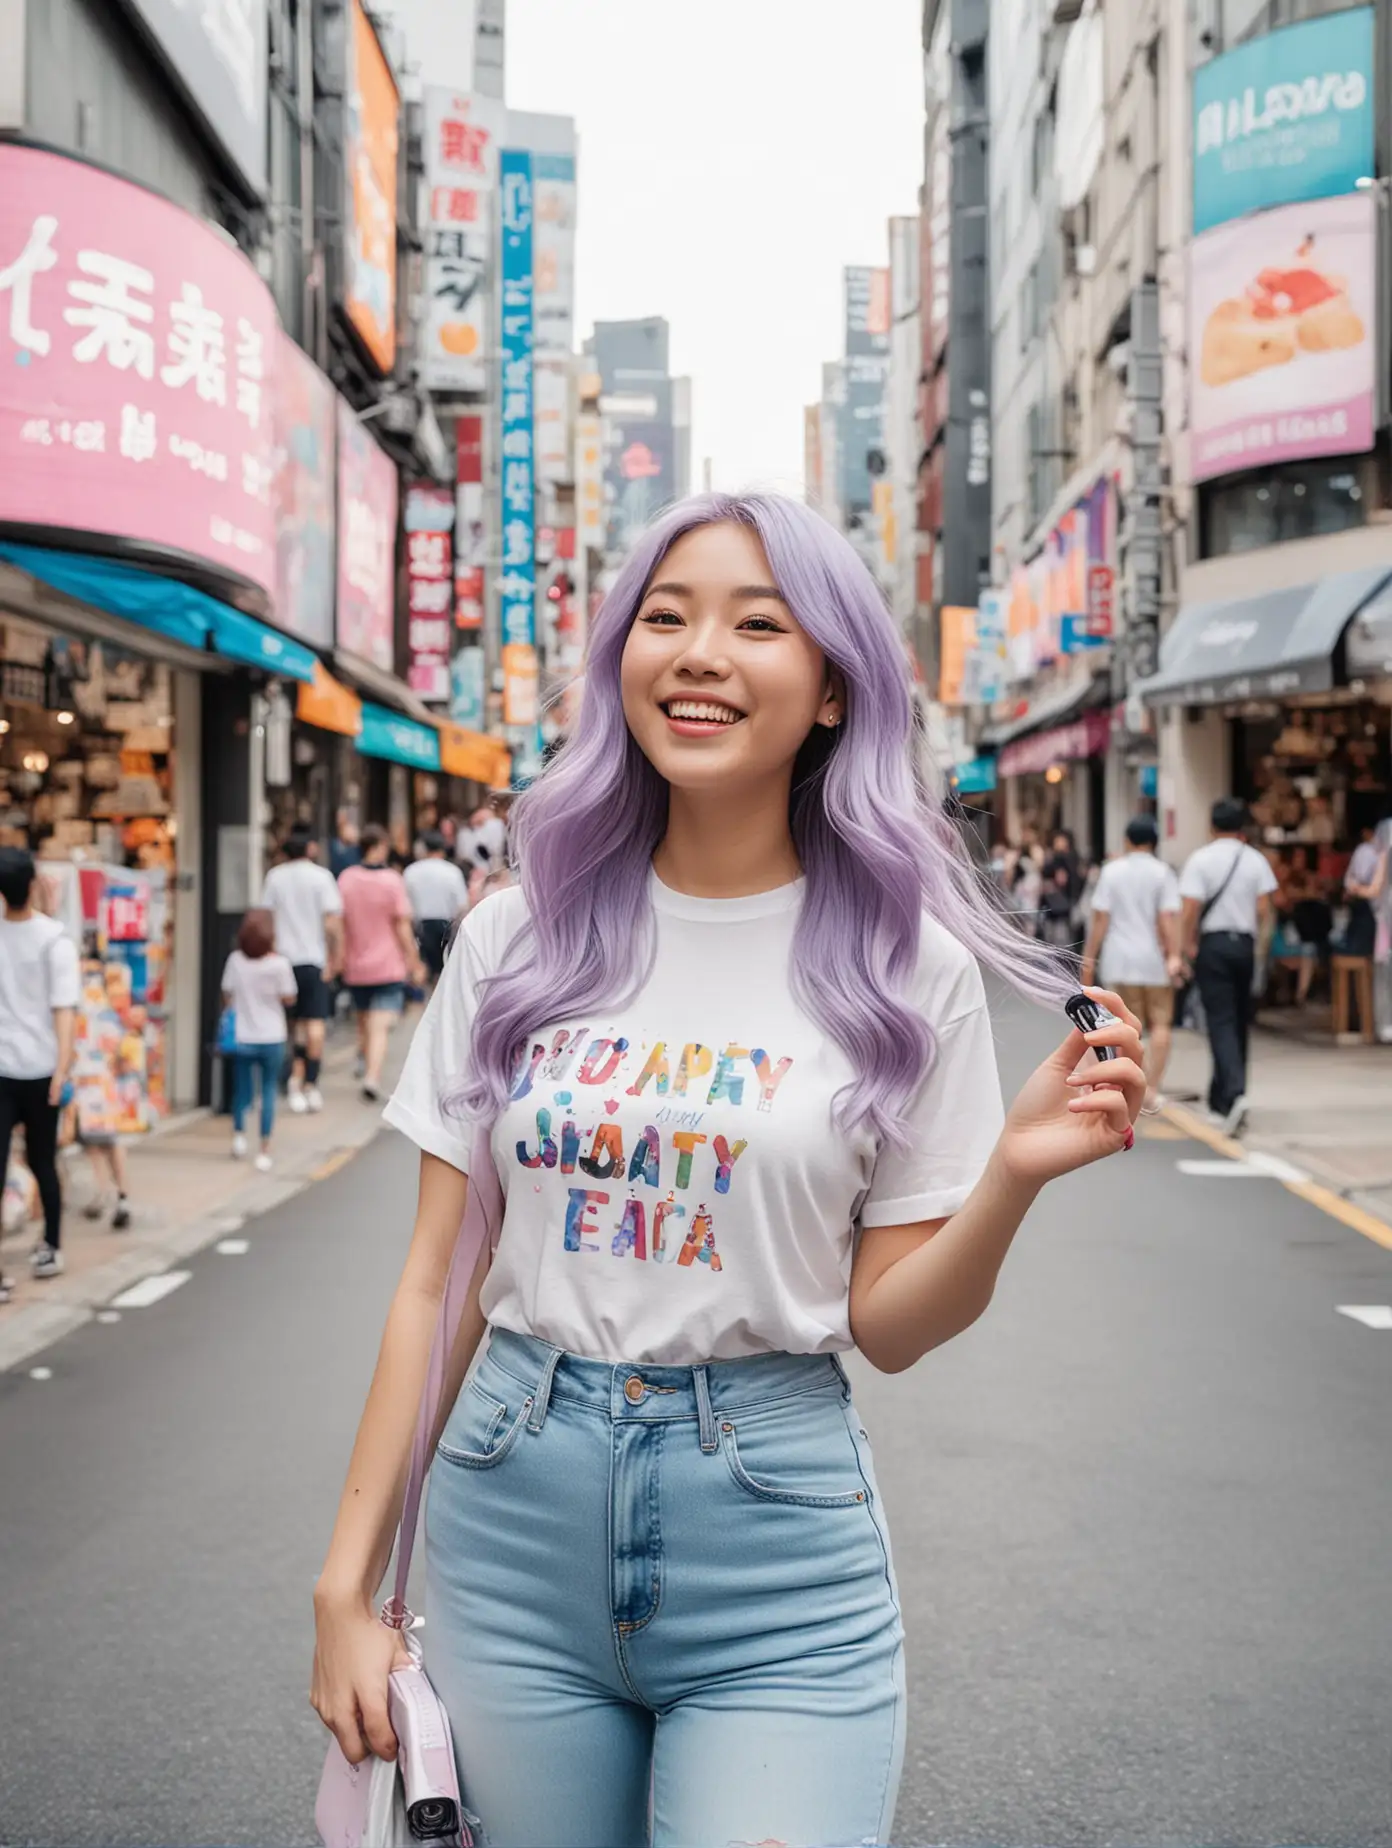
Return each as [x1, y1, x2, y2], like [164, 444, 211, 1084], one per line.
[272, 333, 336, 647]
[343, 0, 399, 375]
[502, 640, 539, 725]
[535, 358, 570, 485]
[404, 484, 453, 704]
[450, 642, 486, 728]
[498, 148, 536, 651]
[575, 411, 604, 547]
[974, 589, 1007, 705]
[454, 412, 485, 632]
[336, 398, 398, 672]
[532, 148, 577, 357]
[421, 90, 503, 392]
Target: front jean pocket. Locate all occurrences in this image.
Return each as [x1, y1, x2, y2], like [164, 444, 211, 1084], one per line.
[436, 1379, 534, 1471]
[718, 1408, 869, 1509]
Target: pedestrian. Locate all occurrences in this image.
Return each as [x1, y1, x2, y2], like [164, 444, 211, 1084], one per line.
[1080, 815, 1183, 1108]
[1335, 823, 1381, 959]
[79, 1134, 132, 1232]
[221, 908, 297, 1172]
[261, 824, 344, 1114]
[329, 811, 361, 879]
[310, 492, 1145, 1846]
[403, 830, 469, 993]
[1370, 817, 1392, 1042]
[338, 825, 424, 1103]
[1178, 797, 1278, 1135]
[0, 846, 79, 1291]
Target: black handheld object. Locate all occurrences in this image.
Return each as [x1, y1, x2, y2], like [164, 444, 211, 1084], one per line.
[1064, 992, 1121, 1061]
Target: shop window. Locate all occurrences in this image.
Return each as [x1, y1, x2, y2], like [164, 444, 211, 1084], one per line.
[1199, 457, 1370, 557]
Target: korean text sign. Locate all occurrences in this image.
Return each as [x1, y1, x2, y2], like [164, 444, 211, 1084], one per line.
[345, 0, 399, 375]
[1193, 8, 1374, 234]
[1188, 192, 1375, 482]
[499, 149, 536, 651]
[336, 398, 398, 671]
[273, 332, 336, 647]
[422, 90, 502, 392]
[0, 145, 278, 599]
[404, 485, 454, 704]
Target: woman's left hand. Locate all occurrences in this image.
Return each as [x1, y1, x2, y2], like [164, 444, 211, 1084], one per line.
[997, 988, 1146, 1187]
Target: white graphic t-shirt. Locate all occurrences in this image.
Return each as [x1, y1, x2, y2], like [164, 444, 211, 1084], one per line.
[385, 875, 1004, 1364]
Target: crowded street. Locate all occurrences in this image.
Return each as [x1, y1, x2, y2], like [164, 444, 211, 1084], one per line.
[2, 996, 1390, 1848]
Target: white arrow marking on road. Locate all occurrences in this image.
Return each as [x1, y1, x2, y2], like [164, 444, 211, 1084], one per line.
[109, 1270, 191, 1310]
[1336, 1305, 1392, 1330]
[29, 1366, 53, 1380]
[1177, 1160, 1272, 1177]
[1244, 1151, 1311, 1184]
[95, 1310, 121, 1324]
[216, 1238, 250, 1255]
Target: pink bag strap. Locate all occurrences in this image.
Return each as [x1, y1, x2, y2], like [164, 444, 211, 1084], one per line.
[381, 1125, 503, 1630]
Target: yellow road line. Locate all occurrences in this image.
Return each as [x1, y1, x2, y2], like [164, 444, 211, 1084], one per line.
[307, 1147, 358, 1184]
[1162, 1103, 1392, 1253]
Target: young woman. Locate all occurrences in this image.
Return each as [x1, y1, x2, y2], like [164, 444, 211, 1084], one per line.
[311, 495, 1144, 1848]
[220, 909, 297, 1173]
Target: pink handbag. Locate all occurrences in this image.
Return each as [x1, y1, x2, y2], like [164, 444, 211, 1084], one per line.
[316, 1132, 504, 1848]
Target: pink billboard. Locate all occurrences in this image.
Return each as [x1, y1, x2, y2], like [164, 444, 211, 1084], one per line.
[0, 144, 278, 598]
[336, 395, 398, 672]
[273, 333, 336, 647]
[1189, 193, 1375, 484]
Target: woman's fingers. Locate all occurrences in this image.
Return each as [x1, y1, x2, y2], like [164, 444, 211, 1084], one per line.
[358, 1687, 400, 1762]
[1084, 985, 1142, 1035]
[325, 1707, 371, 1766]
[1065, 1055, 1145, 1112]
[1067, 1088, 1132, 1129]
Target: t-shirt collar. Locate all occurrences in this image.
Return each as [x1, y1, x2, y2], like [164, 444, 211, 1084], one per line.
[648, 867, 805, 922]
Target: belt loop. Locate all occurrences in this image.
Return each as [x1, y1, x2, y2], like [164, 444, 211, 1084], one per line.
[693, 1365, 718, 1454]
[526, 1344, 563, 1433]
[829, 1353, 852, 1401]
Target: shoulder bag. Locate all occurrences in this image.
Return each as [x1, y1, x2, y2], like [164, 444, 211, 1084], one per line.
[1177, 844, 1247, 1030]
[315, 1130, 504, 1848]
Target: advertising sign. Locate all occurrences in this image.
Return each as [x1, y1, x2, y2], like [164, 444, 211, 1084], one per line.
[421, 90, 503, 392]
[576, 411, 604, 547]
[938, 605, 975, 706]
[454, 412, 485, 632]
[126, 0, 268, 197]
[450, 642, 486, 728]
[924, 107, 951, 363]
[499, 148, 536, 651]
[533, 150, 577, 357]
[1189, 191, 1375, 482]
[842, 267, 889, 519]
[973, 589, 1007, 705]
[502, 641, 539, 725]
[404, 485, 453, 704]
[1193, 8, 1374, 234]
[336, 399, 398, 671]
[272, 332, 336, 647]
[344, 0, 399, 375]
[0, 145, 277, 599]
[535, 358, 570, 485]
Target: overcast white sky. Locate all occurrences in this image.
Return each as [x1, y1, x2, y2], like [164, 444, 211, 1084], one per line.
[505, 0, 924, 494]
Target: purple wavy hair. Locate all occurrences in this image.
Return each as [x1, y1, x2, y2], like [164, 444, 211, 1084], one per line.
[457, 492, 1070, 1149]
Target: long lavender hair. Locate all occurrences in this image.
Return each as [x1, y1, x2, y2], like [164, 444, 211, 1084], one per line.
[459, 493, 1069, 1148]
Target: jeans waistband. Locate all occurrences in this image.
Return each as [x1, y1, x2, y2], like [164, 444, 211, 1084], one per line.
[482, 1326, 849, 1454]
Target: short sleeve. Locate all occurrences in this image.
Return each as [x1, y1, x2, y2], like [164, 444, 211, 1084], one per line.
[392, 872, 413, 919]
[1255, 853, 1278, 896]
[276, 955, 298, 998]
[383, 888, 525, 1173]
[859, 934, 1004, 1229]
[48, 933, 80, 1010]
[1159, 866, 1181, 913]
[321, 868, 343, 915]
[1178, 854, 1206, 903]
[1090, 863, 1116, 913]
[220, 953, 237, 993]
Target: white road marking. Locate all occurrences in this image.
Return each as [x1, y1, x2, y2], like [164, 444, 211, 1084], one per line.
[95, 1310, 121, 1324]
[29, 1367, 53, 1380]
[1177, 1160, 1271, 1178]
[1244, 1151, 1311, 1184]
[109, 1270, 191, 1310]
[1336, 1305, 1392, 1330]
[209, 1215, 245, 1234]
[216, 1238, 250, 1255]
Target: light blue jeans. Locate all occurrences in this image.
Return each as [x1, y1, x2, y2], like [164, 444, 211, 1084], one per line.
[423, 1327, 906, 1848]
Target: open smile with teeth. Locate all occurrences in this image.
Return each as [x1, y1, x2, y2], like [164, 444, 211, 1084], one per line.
[663, 699, 745, 725]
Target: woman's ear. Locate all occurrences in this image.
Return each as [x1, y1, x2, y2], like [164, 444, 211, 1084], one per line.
[819, 669, 847, 729]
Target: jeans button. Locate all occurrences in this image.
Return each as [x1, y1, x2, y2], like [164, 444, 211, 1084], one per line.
[623, 1375, 645, 1405]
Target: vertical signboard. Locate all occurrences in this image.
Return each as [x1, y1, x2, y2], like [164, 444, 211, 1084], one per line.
[273, 332, 336, 647]
[454, 413, 485, 632]
[421, 90, 502, 392]
[498, 148, 536, 655]
[532, 149, 577, 356]
[344, 0, 399, 375]
[124, 0, 268, 197]
[404, 485, 454, 703]
[336, 399, 398, 672]
[842, 266, 890, 525]
[575, 411, 604, 548]
[535, 359, 571, 485]
[450, 642, 486, 729]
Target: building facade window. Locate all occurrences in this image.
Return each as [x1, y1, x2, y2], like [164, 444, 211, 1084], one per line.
[1198, 456, 1373, 556]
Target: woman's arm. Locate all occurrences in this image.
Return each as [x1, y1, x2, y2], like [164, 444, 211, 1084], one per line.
[851, 1000, 1144, 1374]
[315, 1152, 486, 1612]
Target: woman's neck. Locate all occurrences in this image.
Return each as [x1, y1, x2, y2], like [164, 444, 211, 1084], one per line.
[653, 781, 802, 900]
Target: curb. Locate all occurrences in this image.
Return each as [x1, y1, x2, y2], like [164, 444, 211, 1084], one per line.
[1161, 1101, 1392, 1254]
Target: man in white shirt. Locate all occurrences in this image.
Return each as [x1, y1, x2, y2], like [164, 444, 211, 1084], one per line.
[404, 831, 469, 992]
[261, 826, 344, 1113]
[0, 847, 80, 1289]
[1080, 815, 1183, 1107]
[1179, 798, 1278, 1135]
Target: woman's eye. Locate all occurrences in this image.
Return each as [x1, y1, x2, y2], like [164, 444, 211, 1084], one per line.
[640, 608, 682, 627]
[738, 615, 783, 633]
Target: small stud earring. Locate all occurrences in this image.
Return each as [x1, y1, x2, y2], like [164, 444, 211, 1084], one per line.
[824, 710, 841, 728]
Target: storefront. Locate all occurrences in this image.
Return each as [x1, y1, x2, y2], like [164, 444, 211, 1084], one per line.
[353, 704, 441, 858]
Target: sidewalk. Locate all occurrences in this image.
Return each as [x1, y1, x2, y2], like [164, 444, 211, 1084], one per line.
[0, 1021, 412, 1374]
[1162, 1020, 1392, 1228]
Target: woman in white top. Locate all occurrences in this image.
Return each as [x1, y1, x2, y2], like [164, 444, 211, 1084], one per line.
[220, 909, 297, 1173]
[311, 495, 1145, 1846]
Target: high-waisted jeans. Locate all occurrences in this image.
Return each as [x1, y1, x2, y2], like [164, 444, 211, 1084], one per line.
[423, 1327, 906, 1848]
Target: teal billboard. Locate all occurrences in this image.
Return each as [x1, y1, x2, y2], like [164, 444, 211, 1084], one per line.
[1193, 7, 1374, 234]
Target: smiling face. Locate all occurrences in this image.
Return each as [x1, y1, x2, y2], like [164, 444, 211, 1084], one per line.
[619, 521, 841, 794]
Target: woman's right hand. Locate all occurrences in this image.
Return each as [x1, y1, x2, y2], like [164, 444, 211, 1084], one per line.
[310, 1585, 414, 1764]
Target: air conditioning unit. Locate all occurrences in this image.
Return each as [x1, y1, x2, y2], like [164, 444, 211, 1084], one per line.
[1074, 244, 1097, 276]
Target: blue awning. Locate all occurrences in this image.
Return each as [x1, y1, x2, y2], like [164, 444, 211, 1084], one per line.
[357, 702, 441, 771]
[208, 605, 316, 682]
[0, 542, 315, 681]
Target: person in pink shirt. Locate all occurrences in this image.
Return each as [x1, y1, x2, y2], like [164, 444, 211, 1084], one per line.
[337, 825, 424, 1101]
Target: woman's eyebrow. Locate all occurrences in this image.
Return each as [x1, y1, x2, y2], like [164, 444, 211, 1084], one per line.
[643, 580, 787, 603]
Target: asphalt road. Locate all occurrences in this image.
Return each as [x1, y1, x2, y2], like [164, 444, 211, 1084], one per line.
[2, 995, 1390, 1848]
